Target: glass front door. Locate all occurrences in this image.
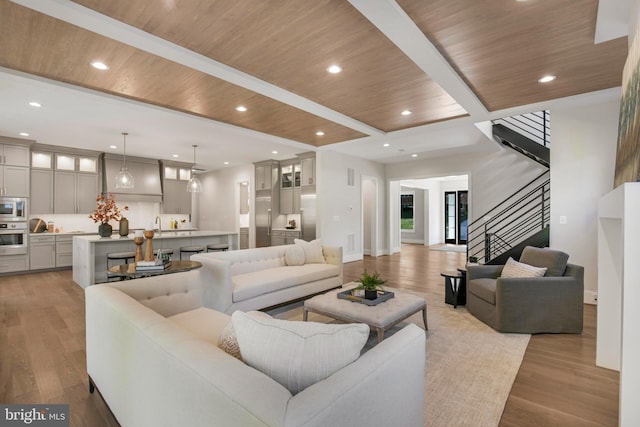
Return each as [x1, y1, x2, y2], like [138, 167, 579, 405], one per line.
[444, 192, 456, 244]
[444, 191, 468, 245]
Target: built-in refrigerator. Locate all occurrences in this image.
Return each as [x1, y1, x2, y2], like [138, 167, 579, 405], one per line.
[300, 187, 316, 241]
[255, 194, 272, 247]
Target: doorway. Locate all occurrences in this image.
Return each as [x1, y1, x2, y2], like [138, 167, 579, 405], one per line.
[444, 190, 468, 245]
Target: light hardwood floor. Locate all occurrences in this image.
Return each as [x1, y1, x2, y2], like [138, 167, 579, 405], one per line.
[1, 244, 619, 426]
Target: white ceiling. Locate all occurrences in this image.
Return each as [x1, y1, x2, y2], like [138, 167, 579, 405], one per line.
[0, 0, 631, 171]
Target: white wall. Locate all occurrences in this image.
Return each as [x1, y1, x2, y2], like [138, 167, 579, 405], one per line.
[551, 96, 620, 301]
[317, 150, 386, 261]
[197, 164, 255, 245]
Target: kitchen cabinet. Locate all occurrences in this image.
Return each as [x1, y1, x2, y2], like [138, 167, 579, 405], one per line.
[29, 235, 56, 270]
[300, 156, 315, 186]
[0, 165, 29, 197]
[255, 164, 276, 191]
[271, 229, 300, 246]
[55, 235, 73, 267]
[1, 143, 30, 167]
[0, 255, 29, 273]
[54, 171, 100, 214]
[163, 166, 192, 215]
[239, 227, 249, 249]
[280, 161, 301, 214]
[31, 169, 54, 214]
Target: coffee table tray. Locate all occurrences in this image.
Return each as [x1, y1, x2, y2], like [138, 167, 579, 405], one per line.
[337, 289, 395, 306]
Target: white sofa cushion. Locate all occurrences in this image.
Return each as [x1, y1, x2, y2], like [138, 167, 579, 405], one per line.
[168, 307, 231, 346]
[232, 263, 340, 302]
[294, 239, 325, 264]
[500, 257, 547, 278]
[231, 311, 369, 394]
[285, 244, 306, 266]
[218, 311, 272, 359]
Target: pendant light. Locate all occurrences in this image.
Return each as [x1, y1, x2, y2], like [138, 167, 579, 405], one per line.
[114, 132, 134, 189]
[187, 144, 203, 193]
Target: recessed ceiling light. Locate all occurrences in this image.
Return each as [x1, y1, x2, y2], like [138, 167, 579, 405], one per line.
[327, 65, 342, 74]
[538, 75, 556, 83]
[19, 132, 29, 137]
[272, 150, 278, 154]
[236, 106, 247, 112]
[223, 161, 230, 165]
[401, 110, 412, 116]
[110, 145, 118, 149]
[91, 61, 109, 70]
[411, 154, 418, 158]
[316, 131, 325, 136]
[29, 101, 42, 108]
[383, 143, 390, 147]
[172, 154, 179, 158]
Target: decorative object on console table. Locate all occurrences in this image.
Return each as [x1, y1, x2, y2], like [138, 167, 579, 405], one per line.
[354, 270, 387, 300]
[119, 217, 129, 236]
[143, 229, 155, 261]
[88, 194, 128, 238]
[134, 230, 144, 262]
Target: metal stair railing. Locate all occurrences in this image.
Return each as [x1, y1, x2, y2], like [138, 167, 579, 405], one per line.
[467, 170, 550, 264]
[493, 110, 550, 147]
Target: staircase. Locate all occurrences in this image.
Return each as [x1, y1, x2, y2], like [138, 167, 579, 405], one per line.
[467, 111, 552, 264]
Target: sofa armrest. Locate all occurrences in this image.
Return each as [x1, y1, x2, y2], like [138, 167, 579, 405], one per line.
[467, 264, 503, 280]
[323, 246, 343, 279]
[190, 256, 235, 313]
[284, 324, 425, 427]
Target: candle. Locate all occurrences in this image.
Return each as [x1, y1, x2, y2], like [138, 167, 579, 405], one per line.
[135, 230, 144, 238]
[145, 223, 154, 231]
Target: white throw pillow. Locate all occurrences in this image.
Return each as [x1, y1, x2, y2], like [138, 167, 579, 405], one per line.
[218, 311, 272, 359]
[501, 257, 547, 278]
[293, 239, 325, 264]
[284, 244, 306, 266]
[231, 311, 369, 394]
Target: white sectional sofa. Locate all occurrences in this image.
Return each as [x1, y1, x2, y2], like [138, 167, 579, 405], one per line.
[191, 243, 343, 313]
[85, 273, 426, 427]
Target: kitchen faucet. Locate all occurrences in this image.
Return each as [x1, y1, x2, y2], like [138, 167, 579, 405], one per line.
[155, 216, 162, 231]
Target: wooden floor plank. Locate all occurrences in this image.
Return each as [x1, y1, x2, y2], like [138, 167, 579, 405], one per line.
[0, 244, 619, 426]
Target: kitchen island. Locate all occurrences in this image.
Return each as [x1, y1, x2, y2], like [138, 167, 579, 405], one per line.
[72, 230, 238, 287]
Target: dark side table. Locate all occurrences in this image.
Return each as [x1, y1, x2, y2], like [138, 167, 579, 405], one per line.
[441, 270, 466, 308]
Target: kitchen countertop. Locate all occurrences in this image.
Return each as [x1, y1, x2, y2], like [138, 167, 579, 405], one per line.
[271, 228, 301, 231]
[30, 228, 199, 237]
[74, 230, 235, 242]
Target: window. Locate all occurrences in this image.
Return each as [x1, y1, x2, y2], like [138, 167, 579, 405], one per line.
[401, 192, 415, 231]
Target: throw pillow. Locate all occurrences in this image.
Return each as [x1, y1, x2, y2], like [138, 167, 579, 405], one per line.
[500, 257, 547, 278]
[218, 311, 272, 360]
[231, 311, 369, 394]
[293, 239, 325, 264]
[284, 244, 306, 266]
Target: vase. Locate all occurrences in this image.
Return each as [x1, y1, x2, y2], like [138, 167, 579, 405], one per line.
[365, 289, 378, 300]
[98, 223, 113, 237]
[119, 217, 129, 236]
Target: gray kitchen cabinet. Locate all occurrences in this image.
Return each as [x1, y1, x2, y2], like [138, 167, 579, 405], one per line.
[55, 235, 73, 267]
[271, 230, 286, 246]
[0, 255, 29, 273]
[300, 156, 315, 186]
[279, 161, 301, 214]
[54, 170, 99, 214]
[30, 235, 56, 270]
[255, 165, 273, 191]
[30, 169, 54, 214]
[162, 165, 191, 215]
[1, 143, 30, 167]
[239, 227, 249, 249]
[0, 165, 29, 197]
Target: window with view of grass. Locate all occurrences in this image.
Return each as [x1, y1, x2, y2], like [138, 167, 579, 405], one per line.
[401, 192, 414, 231]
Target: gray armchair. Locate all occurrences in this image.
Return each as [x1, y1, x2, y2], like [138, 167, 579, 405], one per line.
[466, 246, 584, 334]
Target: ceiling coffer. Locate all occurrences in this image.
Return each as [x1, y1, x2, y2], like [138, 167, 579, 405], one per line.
[101, 153, 163, 202]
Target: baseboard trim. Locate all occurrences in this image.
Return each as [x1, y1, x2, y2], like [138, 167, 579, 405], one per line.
[343, 253, 364, 263]
[401, 239, 425, 244]
[584, 291, 597, 305]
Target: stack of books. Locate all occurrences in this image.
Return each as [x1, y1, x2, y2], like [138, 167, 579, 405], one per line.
[135, 259, 171, 271]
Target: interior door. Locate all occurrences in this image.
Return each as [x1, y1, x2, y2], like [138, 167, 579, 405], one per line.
[444, 191, 456, 244]
[457, 191, 468, 245]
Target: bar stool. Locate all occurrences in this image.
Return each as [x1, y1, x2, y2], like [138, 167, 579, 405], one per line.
[206, 243, 229, 252]
[106, 251, 136, 268]
[179, 245, 205, 260]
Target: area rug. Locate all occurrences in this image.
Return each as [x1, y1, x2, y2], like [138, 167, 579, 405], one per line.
[268, 291, 530, 427]
[430, 243, 467, 253]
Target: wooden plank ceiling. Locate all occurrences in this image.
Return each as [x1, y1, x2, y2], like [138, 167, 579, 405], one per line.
[0, 0, 628, 147]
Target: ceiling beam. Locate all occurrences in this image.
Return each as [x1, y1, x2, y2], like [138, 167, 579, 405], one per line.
[10, 0, 385, 137]
[349, 0, 488, 118]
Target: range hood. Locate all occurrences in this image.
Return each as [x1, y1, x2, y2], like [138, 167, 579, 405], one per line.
[102, 154, 163, 202]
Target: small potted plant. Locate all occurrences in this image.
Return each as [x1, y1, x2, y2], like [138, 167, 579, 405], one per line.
[354, 270, 386, 300]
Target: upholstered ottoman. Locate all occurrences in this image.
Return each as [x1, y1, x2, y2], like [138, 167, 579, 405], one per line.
[303, 283, 428, 343]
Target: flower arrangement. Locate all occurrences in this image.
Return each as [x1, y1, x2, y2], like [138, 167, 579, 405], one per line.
[88, 194, 128, 224]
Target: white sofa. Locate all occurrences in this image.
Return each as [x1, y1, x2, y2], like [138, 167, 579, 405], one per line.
[190, 244, 343, 313]
[85, 275, 426, 427]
